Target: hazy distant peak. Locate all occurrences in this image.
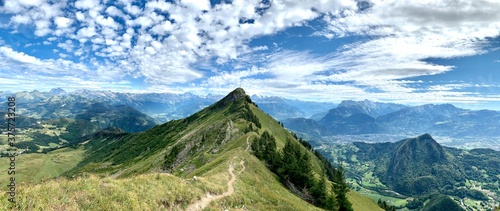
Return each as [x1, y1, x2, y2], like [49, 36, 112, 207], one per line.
[419, 103, 457, 108]
[49, 88, 67, 95]
[338, 99, 404, 107]
[409, 103, 463, 114]
[250, 94, 285, 100]
[332, 99, 408, 118]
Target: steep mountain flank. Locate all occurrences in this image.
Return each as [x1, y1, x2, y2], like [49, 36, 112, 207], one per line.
[384, 134, 459, 195]
[320, 134, 499, 210]
[349, 134, 466, 196]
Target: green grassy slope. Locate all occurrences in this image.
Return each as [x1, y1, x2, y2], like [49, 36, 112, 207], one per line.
[348, 191, 384, 211]
[1, 173, 210, 210]
[0, 88, 380, 210]
[0, 147, 84, 187]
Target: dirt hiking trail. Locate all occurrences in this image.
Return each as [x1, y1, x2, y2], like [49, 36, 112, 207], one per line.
[245, 136, 250, 151]
[186, 160, 245, 210]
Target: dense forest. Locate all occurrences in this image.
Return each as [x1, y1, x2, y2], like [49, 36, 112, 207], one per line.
[251, 131, 352, 210]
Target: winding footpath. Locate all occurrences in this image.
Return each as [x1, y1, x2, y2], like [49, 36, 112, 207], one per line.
[237, 160, 245, 175]
[245, 136, 251, 151]
[186, 160, 245, 211]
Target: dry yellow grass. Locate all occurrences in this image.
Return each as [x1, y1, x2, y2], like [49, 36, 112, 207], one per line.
[1, 173, 212, 210]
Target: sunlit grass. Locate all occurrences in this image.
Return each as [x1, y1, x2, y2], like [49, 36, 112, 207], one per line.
[0, 99, 383, 210]
[0, 173, 209, 210]
[0, 147, 84, 187]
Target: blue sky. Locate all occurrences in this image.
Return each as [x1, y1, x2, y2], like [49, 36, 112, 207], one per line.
[0, 0, 499, 109]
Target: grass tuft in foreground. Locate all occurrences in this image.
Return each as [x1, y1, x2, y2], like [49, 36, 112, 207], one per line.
[0, 173, 214, 210]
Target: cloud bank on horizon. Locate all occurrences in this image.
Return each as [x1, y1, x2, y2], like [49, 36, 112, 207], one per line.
[0, 0, 499, 109]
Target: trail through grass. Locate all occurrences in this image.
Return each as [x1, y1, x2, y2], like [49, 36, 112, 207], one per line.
[245, 136, 250, 151]
[186, 158, 245, 210]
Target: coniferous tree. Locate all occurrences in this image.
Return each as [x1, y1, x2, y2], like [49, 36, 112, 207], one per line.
[251, 137, 263, 159]
[262, 131, 277, 166]
[278, 139, 298, 182]
[252, 133, 352, 210]
[297, 150, 313, 188]
[243, 102, 261, 128]
[311, 172, 338, 210]
[333, 164, 353, 211]
[312, 174, 328, 206]
[325, 194, 338, 210]
[377, 198, 396, 211]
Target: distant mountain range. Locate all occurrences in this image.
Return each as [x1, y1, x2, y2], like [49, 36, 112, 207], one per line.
[284, 100, 500, 140]
[0, 89, 335, 123]
[2, 88, 496, 210]
[250, 95, 336, 120]
[2, 89, 499, 143]
[0, 88, 381, 210]
[0, 89, 222, 123]
[319, 134, 500, 210]
[0, 90, 158, 134]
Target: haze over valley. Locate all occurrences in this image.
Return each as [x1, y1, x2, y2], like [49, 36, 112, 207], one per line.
[3, 88, 498, 150]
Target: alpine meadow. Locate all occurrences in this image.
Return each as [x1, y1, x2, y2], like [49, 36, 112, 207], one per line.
[1, 0, 500, 210]
[1, 88, 380, 210]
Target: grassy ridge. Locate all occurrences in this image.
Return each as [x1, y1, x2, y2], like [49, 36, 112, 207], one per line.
[193, 144, 324, 210]
[0, 146, 323, 210]
[0, 147, 84, 187]
[0, 143, 382, 210]
[0, 88, 382, 210]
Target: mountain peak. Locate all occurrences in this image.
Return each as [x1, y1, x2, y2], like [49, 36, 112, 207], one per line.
[211, 88, 249, 110]
[392, 134, 446, 168]
[417, 133, 434, 141]
[49, 88, 67, 95]
[227, 87, 246, 99]
[401, 133, 441, 150]
[385, 134, 452, 195]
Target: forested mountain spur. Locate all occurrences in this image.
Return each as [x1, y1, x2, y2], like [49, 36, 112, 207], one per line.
[319, 134, 500, 210]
